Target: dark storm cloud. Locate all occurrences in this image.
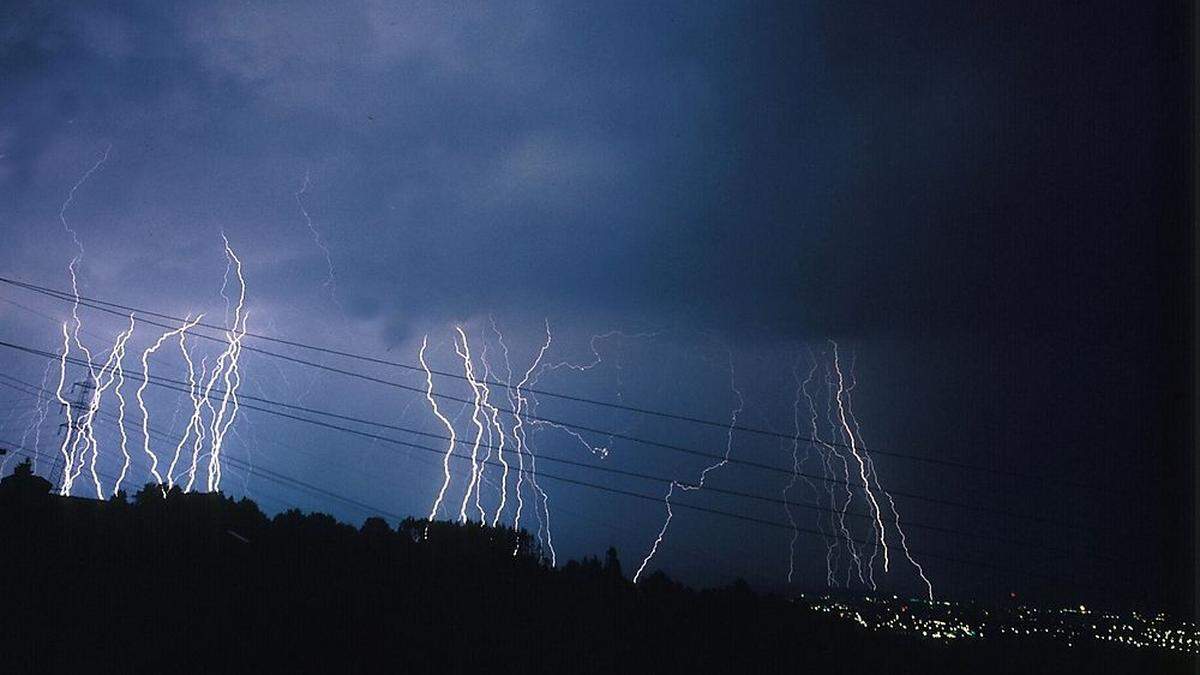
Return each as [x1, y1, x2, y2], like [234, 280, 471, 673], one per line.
[1, 1, 1180, 344]
[1, 1, 1005, 340]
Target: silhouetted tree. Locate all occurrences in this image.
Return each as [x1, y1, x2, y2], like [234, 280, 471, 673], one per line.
[604, 546, 623, 580]
[0, 458, 52, 502]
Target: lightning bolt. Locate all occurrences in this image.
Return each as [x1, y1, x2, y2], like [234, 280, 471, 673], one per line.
[137, 314, 204, 490]
[60, 146, 112, 386]
[12, 360, 53, 475]
[166, 331, 206, 491]
[490, 317, 528, 544]
[74, 315, 135, 498]
[108, 315, 135, 496]
[471, 333, 495, 521]
[841, 352, 934, 600]
[53, 144, 112, 495]
[477, 331, 511, 527]
[421, 335, 458, 532]
[513, 320, 556, 565]
[829, 340, 889, 581]
[801, 348, 842, 587]
[203, 235, 249, 493]
[783, 350, 824, 584]
[54, 323, 75, 495]
[525, 329, 658, 459]
[633, 353, 744, 583]
[822, 354, 867, 587]
[453, 326, 486, 523]
[294, 170, 339, 308]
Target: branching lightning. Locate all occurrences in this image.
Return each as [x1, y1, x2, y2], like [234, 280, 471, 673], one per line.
[633, 353, 744, 583]
[453, 326, 486, 523]
[421, 335, 457, 529]
[477, 332, 511, 527]
[137, 314, 204, 490]
[512, 320, 556, 565]
[829, 340, 889, 578]
[841, 351, 934, 600]
[295, 170, 339, 308]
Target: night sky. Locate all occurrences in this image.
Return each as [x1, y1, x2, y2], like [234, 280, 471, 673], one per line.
[0, 2, 1193, 613]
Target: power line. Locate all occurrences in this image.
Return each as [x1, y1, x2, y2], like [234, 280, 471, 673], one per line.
[0, 381, 754, 579]
[0, 339, 1111, 534]
[0, 383, 407, 521]
[0, 275, 1125, 492]
[0, 385, 1093, 586]
[2, 374, 1118, 560]
[0, 349, 1133, 569]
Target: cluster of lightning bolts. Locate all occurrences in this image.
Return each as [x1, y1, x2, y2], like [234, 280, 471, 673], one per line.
[785, 340, 934, 600]
[52, 238, 249, 498]
[418, 320, 651, 564]
[43, 149, 926, 595]
[414, 323, 931, 597]
[420, 319, 554, 561]
[48, 147, 250, 498]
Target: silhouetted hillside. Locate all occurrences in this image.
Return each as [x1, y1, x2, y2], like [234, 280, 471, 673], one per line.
[0, 460, 1190, 673]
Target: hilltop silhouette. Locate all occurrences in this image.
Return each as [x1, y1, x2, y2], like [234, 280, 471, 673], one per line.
[0, 459, 1189, 673]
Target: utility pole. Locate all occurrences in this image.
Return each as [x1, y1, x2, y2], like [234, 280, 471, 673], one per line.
[53, 379, 95, 491]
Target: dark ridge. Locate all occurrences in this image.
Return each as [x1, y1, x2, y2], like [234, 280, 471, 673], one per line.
[0, 459, 1189, 673]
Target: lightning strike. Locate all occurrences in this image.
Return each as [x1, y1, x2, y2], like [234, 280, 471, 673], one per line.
[421, 335, 457, 531]
[202, 236, 249, 493]
[512, 320, 556, 565]
[13, 360, 54, 475]
[633, 353, 744, 583]
[453, 326, 486, 523]
[294, 170, 339, 308]
[801, 349, 842, 587]
[490, 318, 528, 545]
[822, 357, 868, 587]
[829, 340, 889, 577]
[525, 329, 658, 459]
[54, 324, 75, 495]
[842, 353, 934, 600]
[137, 314, 204, 489]
[477, 333, 511, 527]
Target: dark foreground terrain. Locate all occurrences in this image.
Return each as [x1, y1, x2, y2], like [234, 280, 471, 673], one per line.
[0, 461, 1192, 673]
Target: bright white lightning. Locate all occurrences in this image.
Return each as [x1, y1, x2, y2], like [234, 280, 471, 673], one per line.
[783, 353, 805, 584]
[203, 235, 249, 493]
[55, 145, 112, 494]
[137, 314, 204, 489]
[823, 360, 867, 587]
[109, 315, 136, 495]
[76, 316, 136, 499]
[801, 350, 842, 587]
[471, 335, 494, 521]
[633, 355, 744, 583]
[842, 356, 934, 601]
[54, 324, 75, 495]
[160, 237, 250, 494]
[13, 360, 54, 475]
[190, 354, 225, 492]
[477, 334, 511, 527]
[421, 335, 458, 529]
[60, 146, 111, 374]
[829, 340, 889, 576]
[453, 326, 486, 523]
[166, 333, 206, 490]
[513, 320, 556, 565]
[490, 318, 528, 543]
